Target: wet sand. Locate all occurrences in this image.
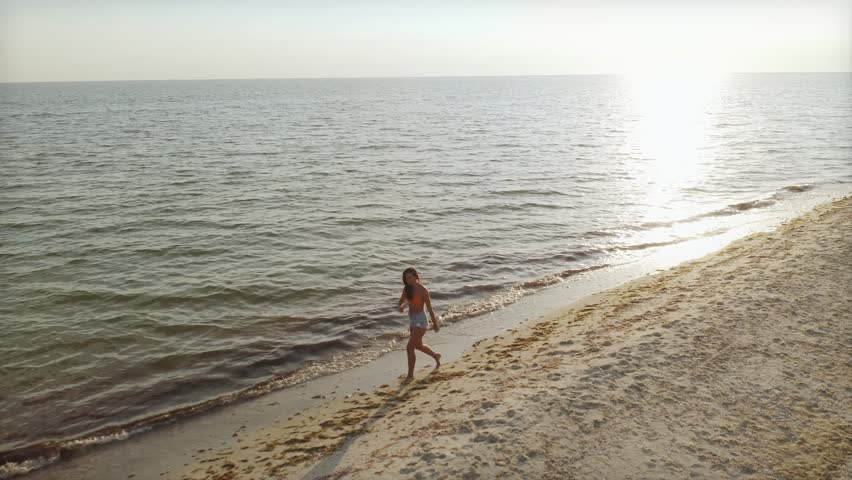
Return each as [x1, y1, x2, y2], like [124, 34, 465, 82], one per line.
[176, 198, 852, 480]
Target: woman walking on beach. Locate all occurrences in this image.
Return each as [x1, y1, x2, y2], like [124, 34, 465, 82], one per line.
[398, 267, 441, 382]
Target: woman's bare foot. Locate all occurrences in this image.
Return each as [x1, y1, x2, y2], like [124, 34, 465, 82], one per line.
[434, 353, 442, 368]
[402, 375, 414, 384]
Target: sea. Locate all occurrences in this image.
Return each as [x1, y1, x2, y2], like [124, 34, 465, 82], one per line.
[1, 73, 850, 476]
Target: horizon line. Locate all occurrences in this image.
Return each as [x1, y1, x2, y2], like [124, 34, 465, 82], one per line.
[2, 71, 851, 85]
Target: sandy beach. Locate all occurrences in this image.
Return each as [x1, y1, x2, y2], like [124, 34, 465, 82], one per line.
[174, 196, 851, 479]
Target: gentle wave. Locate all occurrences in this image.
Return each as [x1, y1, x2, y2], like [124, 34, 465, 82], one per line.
[490, 188, 569, 197]
[38, 284, 362, 310]
[440, 265, 609, 324]
[433, 202, 572, 217]
[611, 238, 689, 252]
[444, 249, 599, 274]
[636, 184, 815, 230]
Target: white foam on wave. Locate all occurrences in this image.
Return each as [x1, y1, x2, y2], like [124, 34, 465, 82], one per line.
[64, 430, 130, 449]
[0, 454, 59, 480]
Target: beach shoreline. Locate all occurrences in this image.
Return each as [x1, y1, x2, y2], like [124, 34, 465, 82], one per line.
[4, 73, 852, 480]
[176, 196, 851, 480]
[11, 196, 850, 480]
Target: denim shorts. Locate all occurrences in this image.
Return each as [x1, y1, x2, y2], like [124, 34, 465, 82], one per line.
[409, 311, 429, 329]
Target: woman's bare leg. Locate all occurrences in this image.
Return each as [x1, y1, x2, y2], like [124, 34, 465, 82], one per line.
[412, 329, 441, 367]
[405, 332, 416, 382]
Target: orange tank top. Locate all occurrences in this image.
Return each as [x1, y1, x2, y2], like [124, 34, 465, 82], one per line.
[409, 289, 424, 311]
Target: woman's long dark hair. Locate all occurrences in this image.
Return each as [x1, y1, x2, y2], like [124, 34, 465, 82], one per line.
[402, 267, 419, 300]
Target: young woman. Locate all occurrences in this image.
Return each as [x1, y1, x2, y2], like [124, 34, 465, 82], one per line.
[398, 267, 441, 382]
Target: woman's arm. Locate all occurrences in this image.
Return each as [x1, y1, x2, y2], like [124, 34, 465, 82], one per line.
[398, 290, 407, 313]
[424, 288, 440, 332]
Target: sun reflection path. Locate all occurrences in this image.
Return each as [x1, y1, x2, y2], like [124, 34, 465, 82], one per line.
[620, 73, 726, 224]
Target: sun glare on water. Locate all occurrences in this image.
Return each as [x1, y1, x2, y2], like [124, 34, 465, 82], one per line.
[620, 72, 726, 224]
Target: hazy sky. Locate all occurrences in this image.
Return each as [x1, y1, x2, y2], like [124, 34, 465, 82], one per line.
[1, 0, 850, 82]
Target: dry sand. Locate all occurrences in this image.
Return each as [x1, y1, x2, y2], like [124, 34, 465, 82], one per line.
[179, 197, 851, 480]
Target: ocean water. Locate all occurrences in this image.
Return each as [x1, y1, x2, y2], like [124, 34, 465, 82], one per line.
[1, 73, 850, 473]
